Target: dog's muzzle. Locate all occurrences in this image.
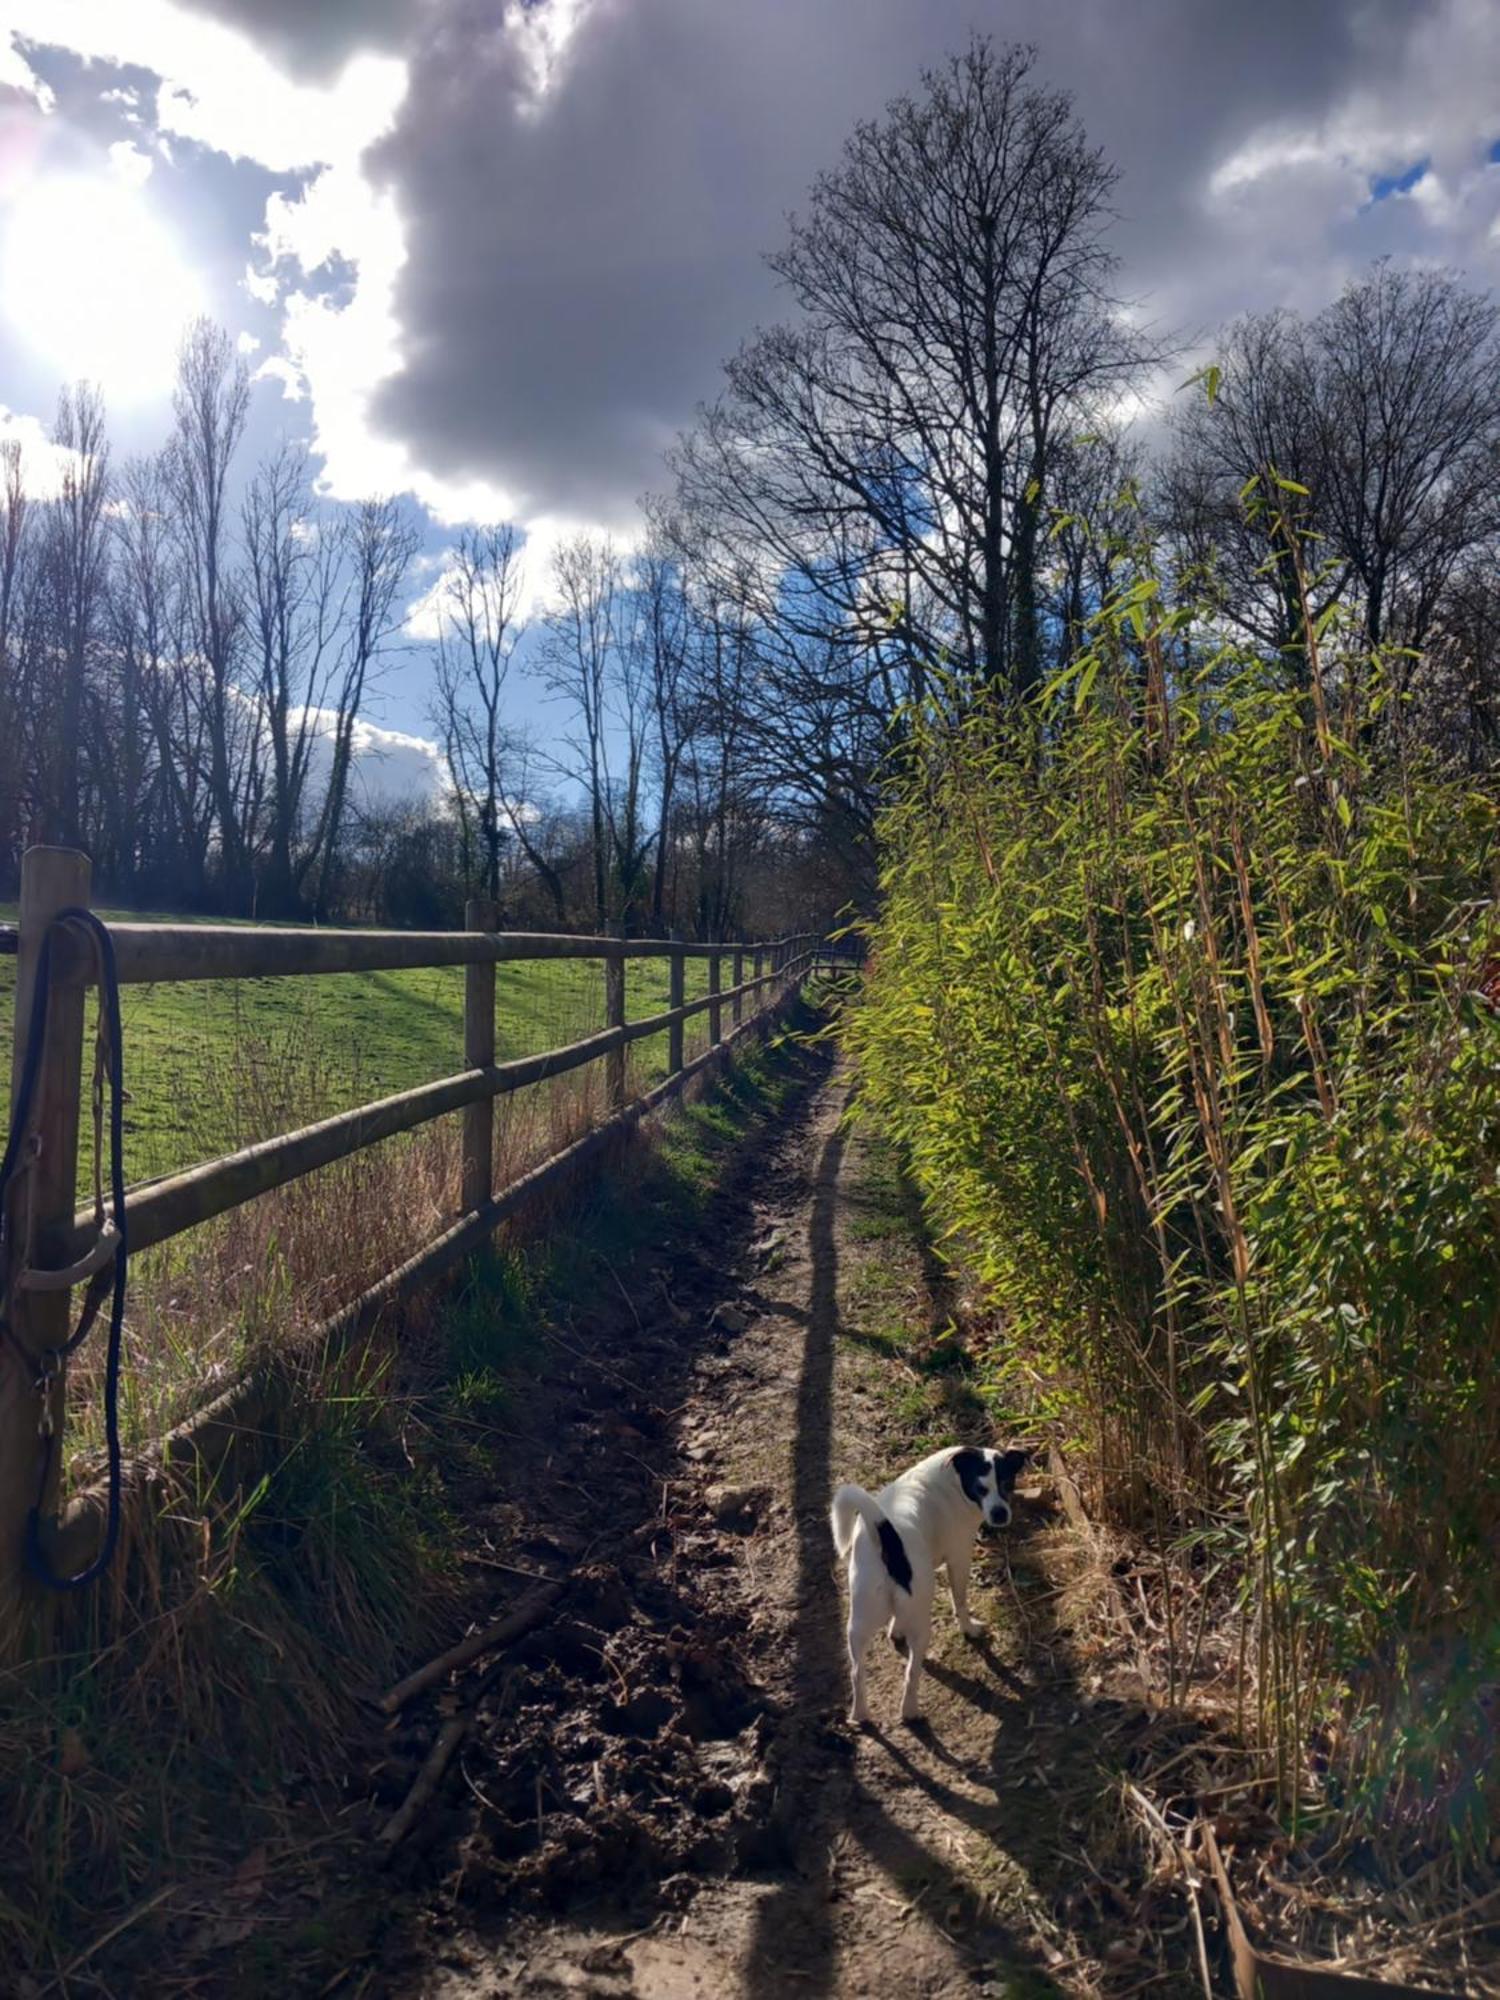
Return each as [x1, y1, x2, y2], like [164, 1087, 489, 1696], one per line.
[986, 1501, 1012, 1528]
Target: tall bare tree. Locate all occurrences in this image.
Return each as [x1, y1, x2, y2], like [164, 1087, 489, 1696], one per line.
[308, 495, 417, 921]
[168, 319, 253, 905]
[46, 384, 111, 848]
[0, 440, 35, 870]
[430, 523, 526, 902]
[542, 534, 620, 929]
[673, 38, 1151, 701]
[1163, 266, 1500, 665]
[242, 443, 346, 916]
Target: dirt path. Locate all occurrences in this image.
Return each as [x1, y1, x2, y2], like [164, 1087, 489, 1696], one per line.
[341, 1051, 1187, 2000]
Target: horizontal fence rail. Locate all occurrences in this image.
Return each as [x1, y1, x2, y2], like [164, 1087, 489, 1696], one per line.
[0, 844, 852, 1628]
[45, 922, 759, 986]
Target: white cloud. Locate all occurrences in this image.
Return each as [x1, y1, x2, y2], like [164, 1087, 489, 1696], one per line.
[0, 35, 55, 109]
[0, 405, 79, 498]
[107, 138, 154, 187]
[258, 156, 522, 521]
[290, 707, 448, 811]
[4, 4, 480, 506]
[1201, 0, 1500, 308]
[7, 4, 401, 173]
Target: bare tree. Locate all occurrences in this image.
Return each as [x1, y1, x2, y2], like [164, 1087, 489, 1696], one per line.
[674, 38, 1152, 702]
[1313, 263, 1500, 649]
[628, 533, 695, 931]
[0, 440, 35, 870]
[307, 495, 417, 921]
[1163, 266, 1500, 667]
[242, 443, 346, 916]
[104, 453, 176, 893]
[542, 534, 620, 928]
[430, 523, 525, 903]
[45, 384, 111, 847]
[168, 319, 253, 905]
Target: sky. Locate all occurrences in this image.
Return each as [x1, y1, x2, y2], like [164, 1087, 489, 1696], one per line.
[3, 0, 1500, 805]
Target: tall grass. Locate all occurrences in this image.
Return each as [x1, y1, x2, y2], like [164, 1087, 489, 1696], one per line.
[846, 489, 1500, 1847]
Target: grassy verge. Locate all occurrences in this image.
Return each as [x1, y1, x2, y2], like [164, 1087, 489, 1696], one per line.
[0, 994, 823, 1987]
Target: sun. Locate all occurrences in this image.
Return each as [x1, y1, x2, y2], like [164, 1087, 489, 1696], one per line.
[1, 173, 205, 406]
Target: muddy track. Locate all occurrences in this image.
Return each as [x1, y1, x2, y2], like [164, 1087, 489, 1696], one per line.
[303, 1042, 1194, 1998]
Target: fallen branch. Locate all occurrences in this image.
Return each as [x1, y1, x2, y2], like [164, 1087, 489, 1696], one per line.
[376, 1715, 470, 1854]
[379, 1581, 562, 1715]
[377, 1663, 523, 1854]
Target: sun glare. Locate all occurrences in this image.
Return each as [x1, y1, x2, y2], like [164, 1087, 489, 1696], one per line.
[1, 174, 204, 405]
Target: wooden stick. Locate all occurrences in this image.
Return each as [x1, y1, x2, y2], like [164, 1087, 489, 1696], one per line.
[376, 1714, 471, 1852]
[377, 1664, 522, 1854]
[379, 1581, 562, 1715]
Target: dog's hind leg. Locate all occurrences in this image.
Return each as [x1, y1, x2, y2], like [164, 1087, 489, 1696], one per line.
[946, 1544, 983, 1639]
[899, 1602, 932, 1722]
[847, 1591, 883, 1726]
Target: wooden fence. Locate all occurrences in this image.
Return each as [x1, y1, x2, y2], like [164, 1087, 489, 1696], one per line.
[0, 844, 838, 1634]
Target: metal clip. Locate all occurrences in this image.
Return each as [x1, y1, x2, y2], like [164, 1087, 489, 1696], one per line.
[34, 1349, 60, 1437]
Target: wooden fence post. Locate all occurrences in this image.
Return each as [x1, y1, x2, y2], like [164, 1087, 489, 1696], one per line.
[605, 950, 626, 1110]
[461, 898, 497, 1212]
[707, 951, 722, 1046]
[668, 946, 685, 1076]
[1, 846, 91, 1646]
[731, 947, 744, 1029]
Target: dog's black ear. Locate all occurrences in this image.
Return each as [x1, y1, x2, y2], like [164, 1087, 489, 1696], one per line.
[991, 1447, 1029, 1486]
[952, 1448, 990, 1506]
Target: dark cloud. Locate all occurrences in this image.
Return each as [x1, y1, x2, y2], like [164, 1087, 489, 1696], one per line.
[172, 0, 418, 80]
[364, 0, 1433, 525]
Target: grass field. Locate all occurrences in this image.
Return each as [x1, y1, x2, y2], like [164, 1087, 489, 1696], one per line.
[0, 908, 737, 1464]
[0, 908, 714, 1189]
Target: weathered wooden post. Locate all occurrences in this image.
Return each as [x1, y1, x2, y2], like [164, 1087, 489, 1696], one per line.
[707, 950, 722, 1046]
[668, 945, 685, 1076]
[1, 847, 91, 1647]
[731, 947, 744, 1029]
[752, 947, 764, 1019]
[605, 947, 626, 1111]
[462, 898, 497, 1211]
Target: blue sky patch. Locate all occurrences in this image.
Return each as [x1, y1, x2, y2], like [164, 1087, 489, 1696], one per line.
[1368, 157, 1429, 201]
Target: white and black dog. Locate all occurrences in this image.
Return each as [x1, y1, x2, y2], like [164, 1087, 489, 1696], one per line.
[831, 1445, 1028, 1726]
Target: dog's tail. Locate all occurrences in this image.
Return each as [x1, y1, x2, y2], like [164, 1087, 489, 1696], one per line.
[831, 1482, 914, 1594]
[831, 1482, 887, 1557]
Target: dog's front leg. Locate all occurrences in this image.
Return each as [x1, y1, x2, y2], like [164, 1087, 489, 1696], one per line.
[947, 1544, 983, 1639]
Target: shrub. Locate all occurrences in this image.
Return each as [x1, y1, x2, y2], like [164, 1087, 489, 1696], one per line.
[846, 519, 1500, 1839]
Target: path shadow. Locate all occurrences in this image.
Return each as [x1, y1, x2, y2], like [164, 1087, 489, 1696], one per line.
[735, 1095, 1220, 1997]
[741, 1110, 1069, 1998]
[741, 1109, 847, 1995]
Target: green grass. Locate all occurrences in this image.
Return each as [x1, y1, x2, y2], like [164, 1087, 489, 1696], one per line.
[0, 906, 712, 1190]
